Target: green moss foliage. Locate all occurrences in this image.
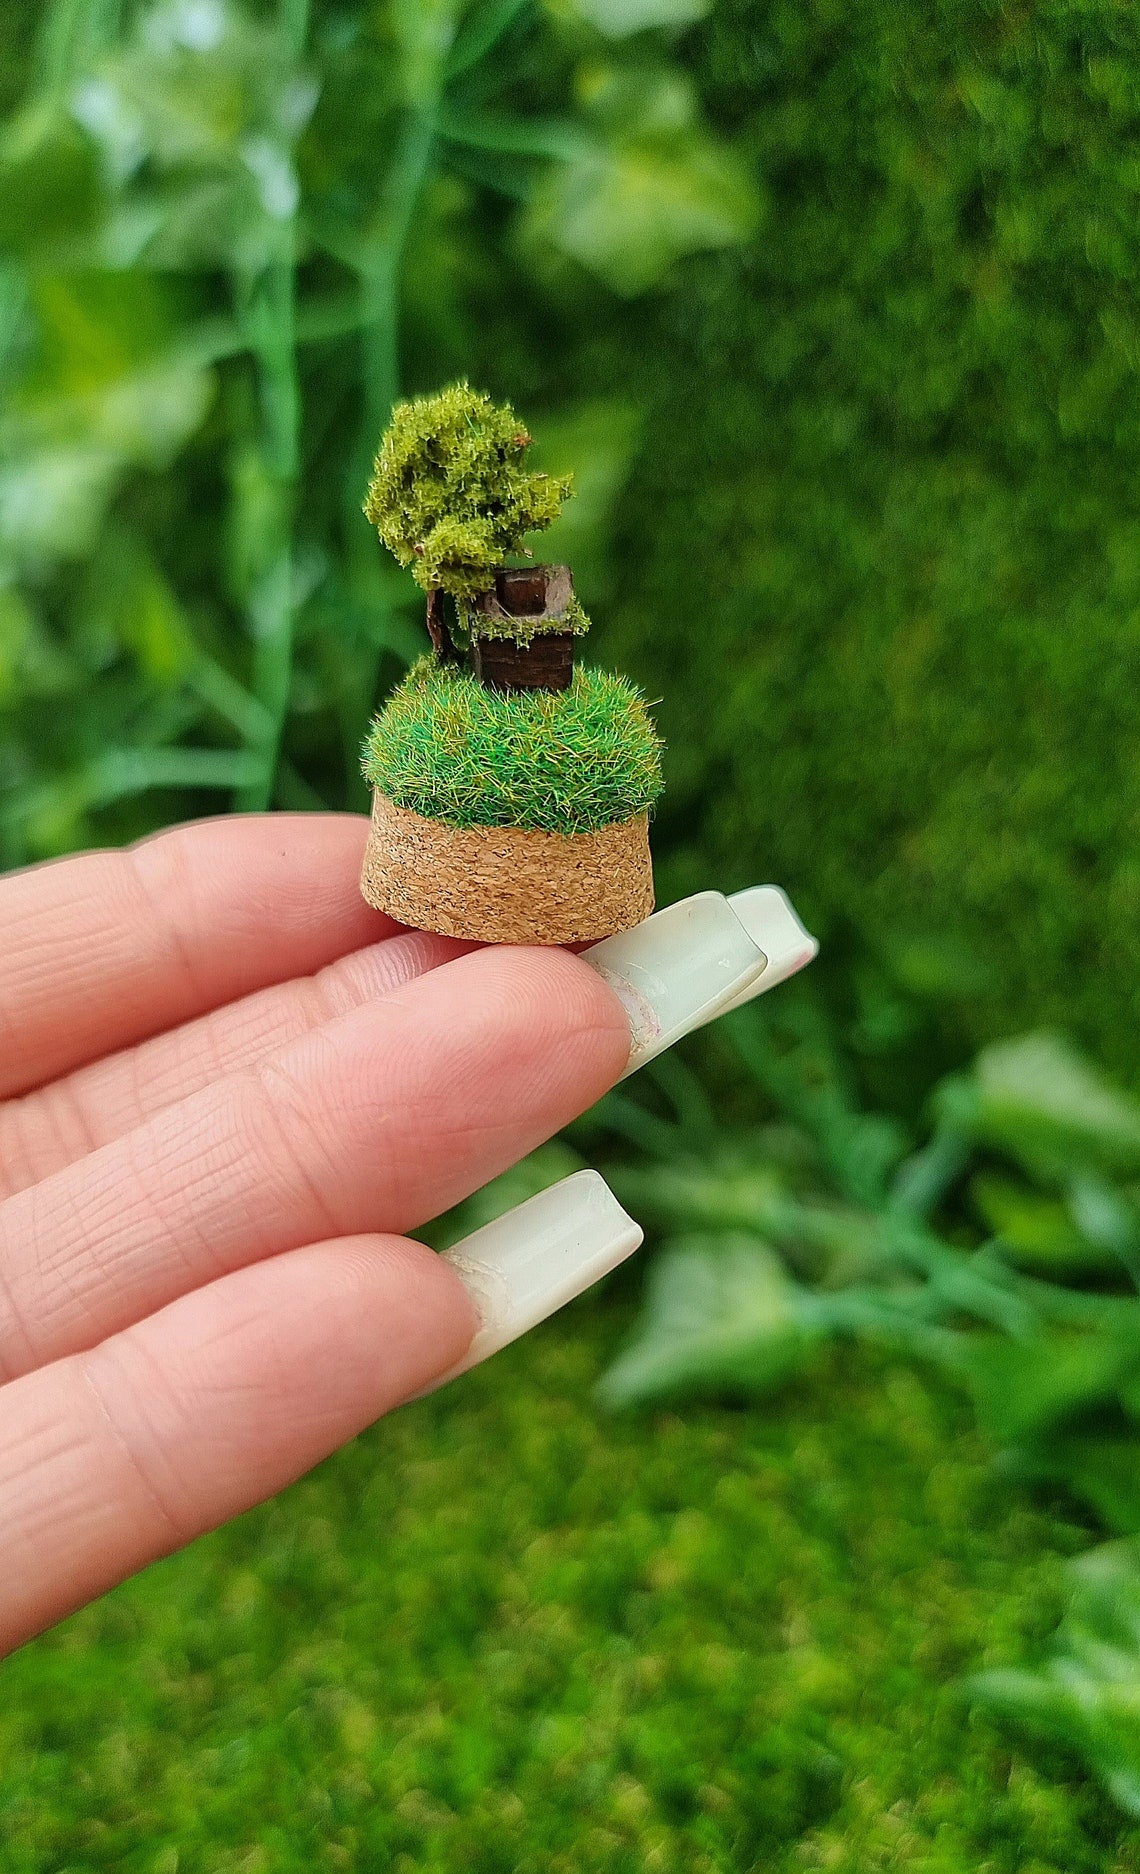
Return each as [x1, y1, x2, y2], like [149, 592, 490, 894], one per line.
[598, 0, 1140, 1071]
[364, 384, 572, 606]
[361, 656, 663, 835]
[472, 588, 592, 646]
[3, 1317, 1133, 1874]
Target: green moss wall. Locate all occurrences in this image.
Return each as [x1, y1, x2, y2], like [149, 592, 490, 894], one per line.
[603, 0, 1140, 1066]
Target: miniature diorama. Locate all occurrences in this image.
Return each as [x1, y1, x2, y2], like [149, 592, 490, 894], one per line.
[358, 384, 663, 943]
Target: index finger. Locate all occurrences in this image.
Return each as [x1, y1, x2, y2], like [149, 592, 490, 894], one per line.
[0, 814, 397, 1099]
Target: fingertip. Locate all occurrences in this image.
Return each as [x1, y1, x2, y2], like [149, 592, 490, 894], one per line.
[447, 941, 634, 1085]
[350, 1233, 482, 1389]
[548, 941, 637, 1078]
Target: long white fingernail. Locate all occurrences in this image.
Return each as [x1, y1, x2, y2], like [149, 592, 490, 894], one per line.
[431, 1171, 642, 1386]
[722, 886, 818, 1011]
[582, 891, 768, 1077]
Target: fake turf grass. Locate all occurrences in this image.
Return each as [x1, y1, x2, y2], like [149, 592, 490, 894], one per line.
[362, 657, 663, 836]
[4, 1310, 1138, 1874]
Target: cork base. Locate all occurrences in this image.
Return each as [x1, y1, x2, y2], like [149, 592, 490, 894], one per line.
[360, 791, 654, 943]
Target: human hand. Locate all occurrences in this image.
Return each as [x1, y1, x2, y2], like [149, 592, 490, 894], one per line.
[0, 814, 807, 1654]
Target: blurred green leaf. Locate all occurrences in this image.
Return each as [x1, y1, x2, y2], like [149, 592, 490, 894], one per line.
[67, 0, 316, 270]
[968, 1539, 1140, 1819]
[959, 1326, 1140, 1445]
[608, 1153, 795, 1239]
[889, 1124, 970, 1220]
[1067, 1172, 1140, 1288]
[532, 396, 643, 596]
[953, 1032, 1140, 1182]
[445, 0, 532, 80]
[83, 529, 193, 684]
[0, 584, 53, 705]
[392, 0, 461, 104]
[552, 0, 711, 37]
[0, 439, 120, 564]
[597, 1236, 820, 1406]
[0, 274, 215, 569]
[0, 361, 213, 567]
[523, 64, 758, 293]
[724, 1002, 911, 1208]
[77, 0, 316, 170]
[0, 101, 102, 253]
[1012, 1434, 1140, 1536]
[971, 1172, 1119, 1275]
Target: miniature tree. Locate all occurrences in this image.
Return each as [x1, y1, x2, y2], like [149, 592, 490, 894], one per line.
[359, 384, 663, 941]
[364, 383, 586, 686]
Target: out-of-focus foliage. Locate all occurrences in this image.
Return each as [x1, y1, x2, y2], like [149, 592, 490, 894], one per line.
[578, 1002, 1140, 1546]
[7, 0, 1140, 1051]
[969, 1539, 1140, 1823]
[522, 61, 758, 294]
[449, 991, 1140, 1819]
[0, 0, 754, 860]
[7, 0, 1140, 1067]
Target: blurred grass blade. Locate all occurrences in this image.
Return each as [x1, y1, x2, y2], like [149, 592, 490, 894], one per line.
[438, 107, 591, 162]
[644, 1049, 718, 1141]
[1067, 1173, 1140, 1291]
[889, 1125, 970, 1220]
[1006, 1434, 1140, 1537]
[971, 1173, 1118, 1277]
[723, 1003, 908, 1207]
[88, 746, 265, 801]
[444, 0, 532, 79]
[958, 1325, 1140, 1446]
[559, 0, 711, 34]
[188, 658, 273, 743]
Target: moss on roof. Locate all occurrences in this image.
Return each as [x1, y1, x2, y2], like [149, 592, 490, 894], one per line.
[471, 588, 591, 646]
[362, 656, 663, 836]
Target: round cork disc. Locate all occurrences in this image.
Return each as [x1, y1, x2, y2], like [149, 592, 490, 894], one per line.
[360, 791, 654, 943]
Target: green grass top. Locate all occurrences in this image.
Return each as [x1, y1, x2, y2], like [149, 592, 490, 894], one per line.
[362, 656, 663, 835]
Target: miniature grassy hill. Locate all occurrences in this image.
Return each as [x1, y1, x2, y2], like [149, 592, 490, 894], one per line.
[362, 656, 663, 836]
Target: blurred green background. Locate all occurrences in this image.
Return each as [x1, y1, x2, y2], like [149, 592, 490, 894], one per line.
[7, 0, 1140, 1866]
